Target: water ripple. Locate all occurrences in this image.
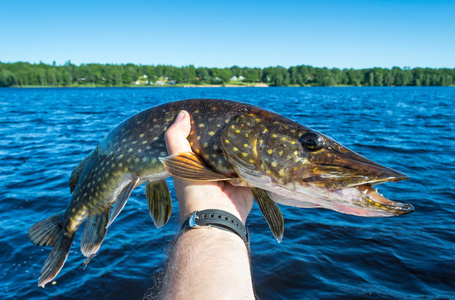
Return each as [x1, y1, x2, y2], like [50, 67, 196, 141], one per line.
[1, 87, 454, 299]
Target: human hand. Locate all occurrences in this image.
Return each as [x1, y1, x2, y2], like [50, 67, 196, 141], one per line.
[164, 110, 254, 224]
[160, 111, 255, 299]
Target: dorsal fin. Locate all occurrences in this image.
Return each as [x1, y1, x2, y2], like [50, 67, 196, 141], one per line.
[69, 153, 92, 193]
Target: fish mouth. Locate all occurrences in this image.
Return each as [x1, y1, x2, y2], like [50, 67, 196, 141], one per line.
[312, 145, 414, 216]
[333, 181, 414, 217]
[271, 168, 413, 217]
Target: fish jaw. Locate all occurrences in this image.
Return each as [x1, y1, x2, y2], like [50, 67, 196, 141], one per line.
[330, 183, 414, 216]
[269, 179, 414, 217]
[229, 164, 413, 217]
[290, 134, 414, 216]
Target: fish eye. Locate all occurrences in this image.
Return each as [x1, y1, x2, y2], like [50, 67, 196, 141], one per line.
[300, 132, 324, 151]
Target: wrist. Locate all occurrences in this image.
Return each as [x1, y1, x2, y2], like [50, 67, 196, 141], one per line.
[179, 203, 245, 225]
[180, 209, 250, 251]
[174, 180, 253, 225]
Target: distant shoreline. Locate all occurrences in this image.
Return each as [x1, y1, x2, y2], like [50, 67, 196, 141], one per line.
[4, 84, 454, 88]
[4, 83, 273, 88]
[2, 61, 454, 88]
[3, 84, 270, 88]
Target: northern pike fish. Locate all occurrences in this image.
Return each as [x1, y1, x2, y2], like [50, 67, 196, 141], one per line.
[28, 99, 413, 287]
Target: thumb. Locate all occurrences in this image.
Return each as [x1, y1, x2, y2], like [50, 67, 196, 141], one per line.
[164, 110, 192, 155]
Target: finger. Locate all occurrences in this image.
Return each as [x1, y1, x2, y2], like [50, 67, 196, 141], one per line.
[165, 110, 192, 155]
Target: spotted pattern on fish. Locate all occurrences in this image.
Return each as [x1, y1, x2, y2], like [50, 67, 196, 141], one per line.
[28, 99, 412, 288]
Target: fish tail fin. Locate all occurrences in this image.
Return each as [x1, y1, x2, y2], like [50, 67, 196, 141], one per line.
[28, 211, 65, 247]
[28, 212, 74, 287]
[38, 232, 74, 287]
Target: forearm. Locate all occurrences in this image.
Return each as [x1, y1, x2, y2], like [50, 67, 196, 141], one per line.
[159, 227, 254, 300]
[159, 111, 255, 299]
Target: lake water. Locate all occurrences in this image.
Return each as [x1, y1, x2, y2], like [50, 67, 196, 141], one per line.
[0, 87, 454, 299]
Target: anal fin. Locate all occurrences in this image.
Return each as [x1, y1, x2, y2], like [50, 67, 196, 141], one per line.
[159, 152, 233, 181]
[146, 180, 172, 228]
[252, 188, 284, 243]
[107, 177, 140, 228]
[81, 207, 110, 262]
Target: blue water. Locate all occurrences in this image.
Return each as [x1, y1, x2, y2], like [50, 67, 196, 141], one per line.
[1, 87, 454, 299]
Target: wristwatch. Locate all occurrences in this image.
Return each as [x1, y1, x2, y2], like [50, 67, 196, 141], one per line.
[181, 209, 250, 251]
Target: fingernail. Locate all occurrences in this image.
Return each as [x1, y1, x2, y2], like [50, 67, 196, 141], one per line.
[175, 111, 185, 122]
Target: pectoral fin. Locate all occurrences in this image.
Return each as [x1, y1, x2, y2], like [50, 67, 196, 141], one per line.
[252, 188, 284, 243]
[146, 180, 172, 228]
[107, 177, 140, 228]
[159, 152, 233, 181]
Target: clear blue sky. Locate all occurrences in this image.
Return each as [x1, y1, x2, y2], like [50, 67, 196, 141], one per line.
[1, 0, 454, 69]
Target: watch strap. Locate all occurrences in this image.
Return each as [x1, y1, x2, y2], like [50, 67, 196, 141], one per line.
[181, 209, 250, 250]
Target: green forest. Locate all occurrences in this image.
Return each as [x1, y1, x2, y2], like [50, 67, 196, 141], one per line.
[0, 61, 454, 87]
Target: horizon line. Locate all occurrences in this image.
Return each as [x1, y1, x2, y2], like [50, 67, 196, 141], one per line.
[1, 60, 454, 70]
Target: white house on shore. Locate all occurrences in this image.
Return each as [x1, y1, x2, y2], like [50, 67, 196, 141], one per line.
[230, 76, 245, 81]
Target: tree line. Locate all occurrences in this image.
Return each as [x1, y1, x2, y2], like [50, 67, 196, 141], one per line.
[0, 61, 454, 87]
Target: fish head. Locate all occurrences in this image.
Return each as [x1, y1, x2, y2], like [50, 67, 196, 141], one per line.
[222, 111, 413, 217]
[294, 131, 409, 189]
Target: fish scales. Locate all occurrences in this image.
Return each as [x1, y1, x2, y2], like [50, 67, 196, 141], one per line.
[28, 99, 413, 287]
[66, 102, 230, 229]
